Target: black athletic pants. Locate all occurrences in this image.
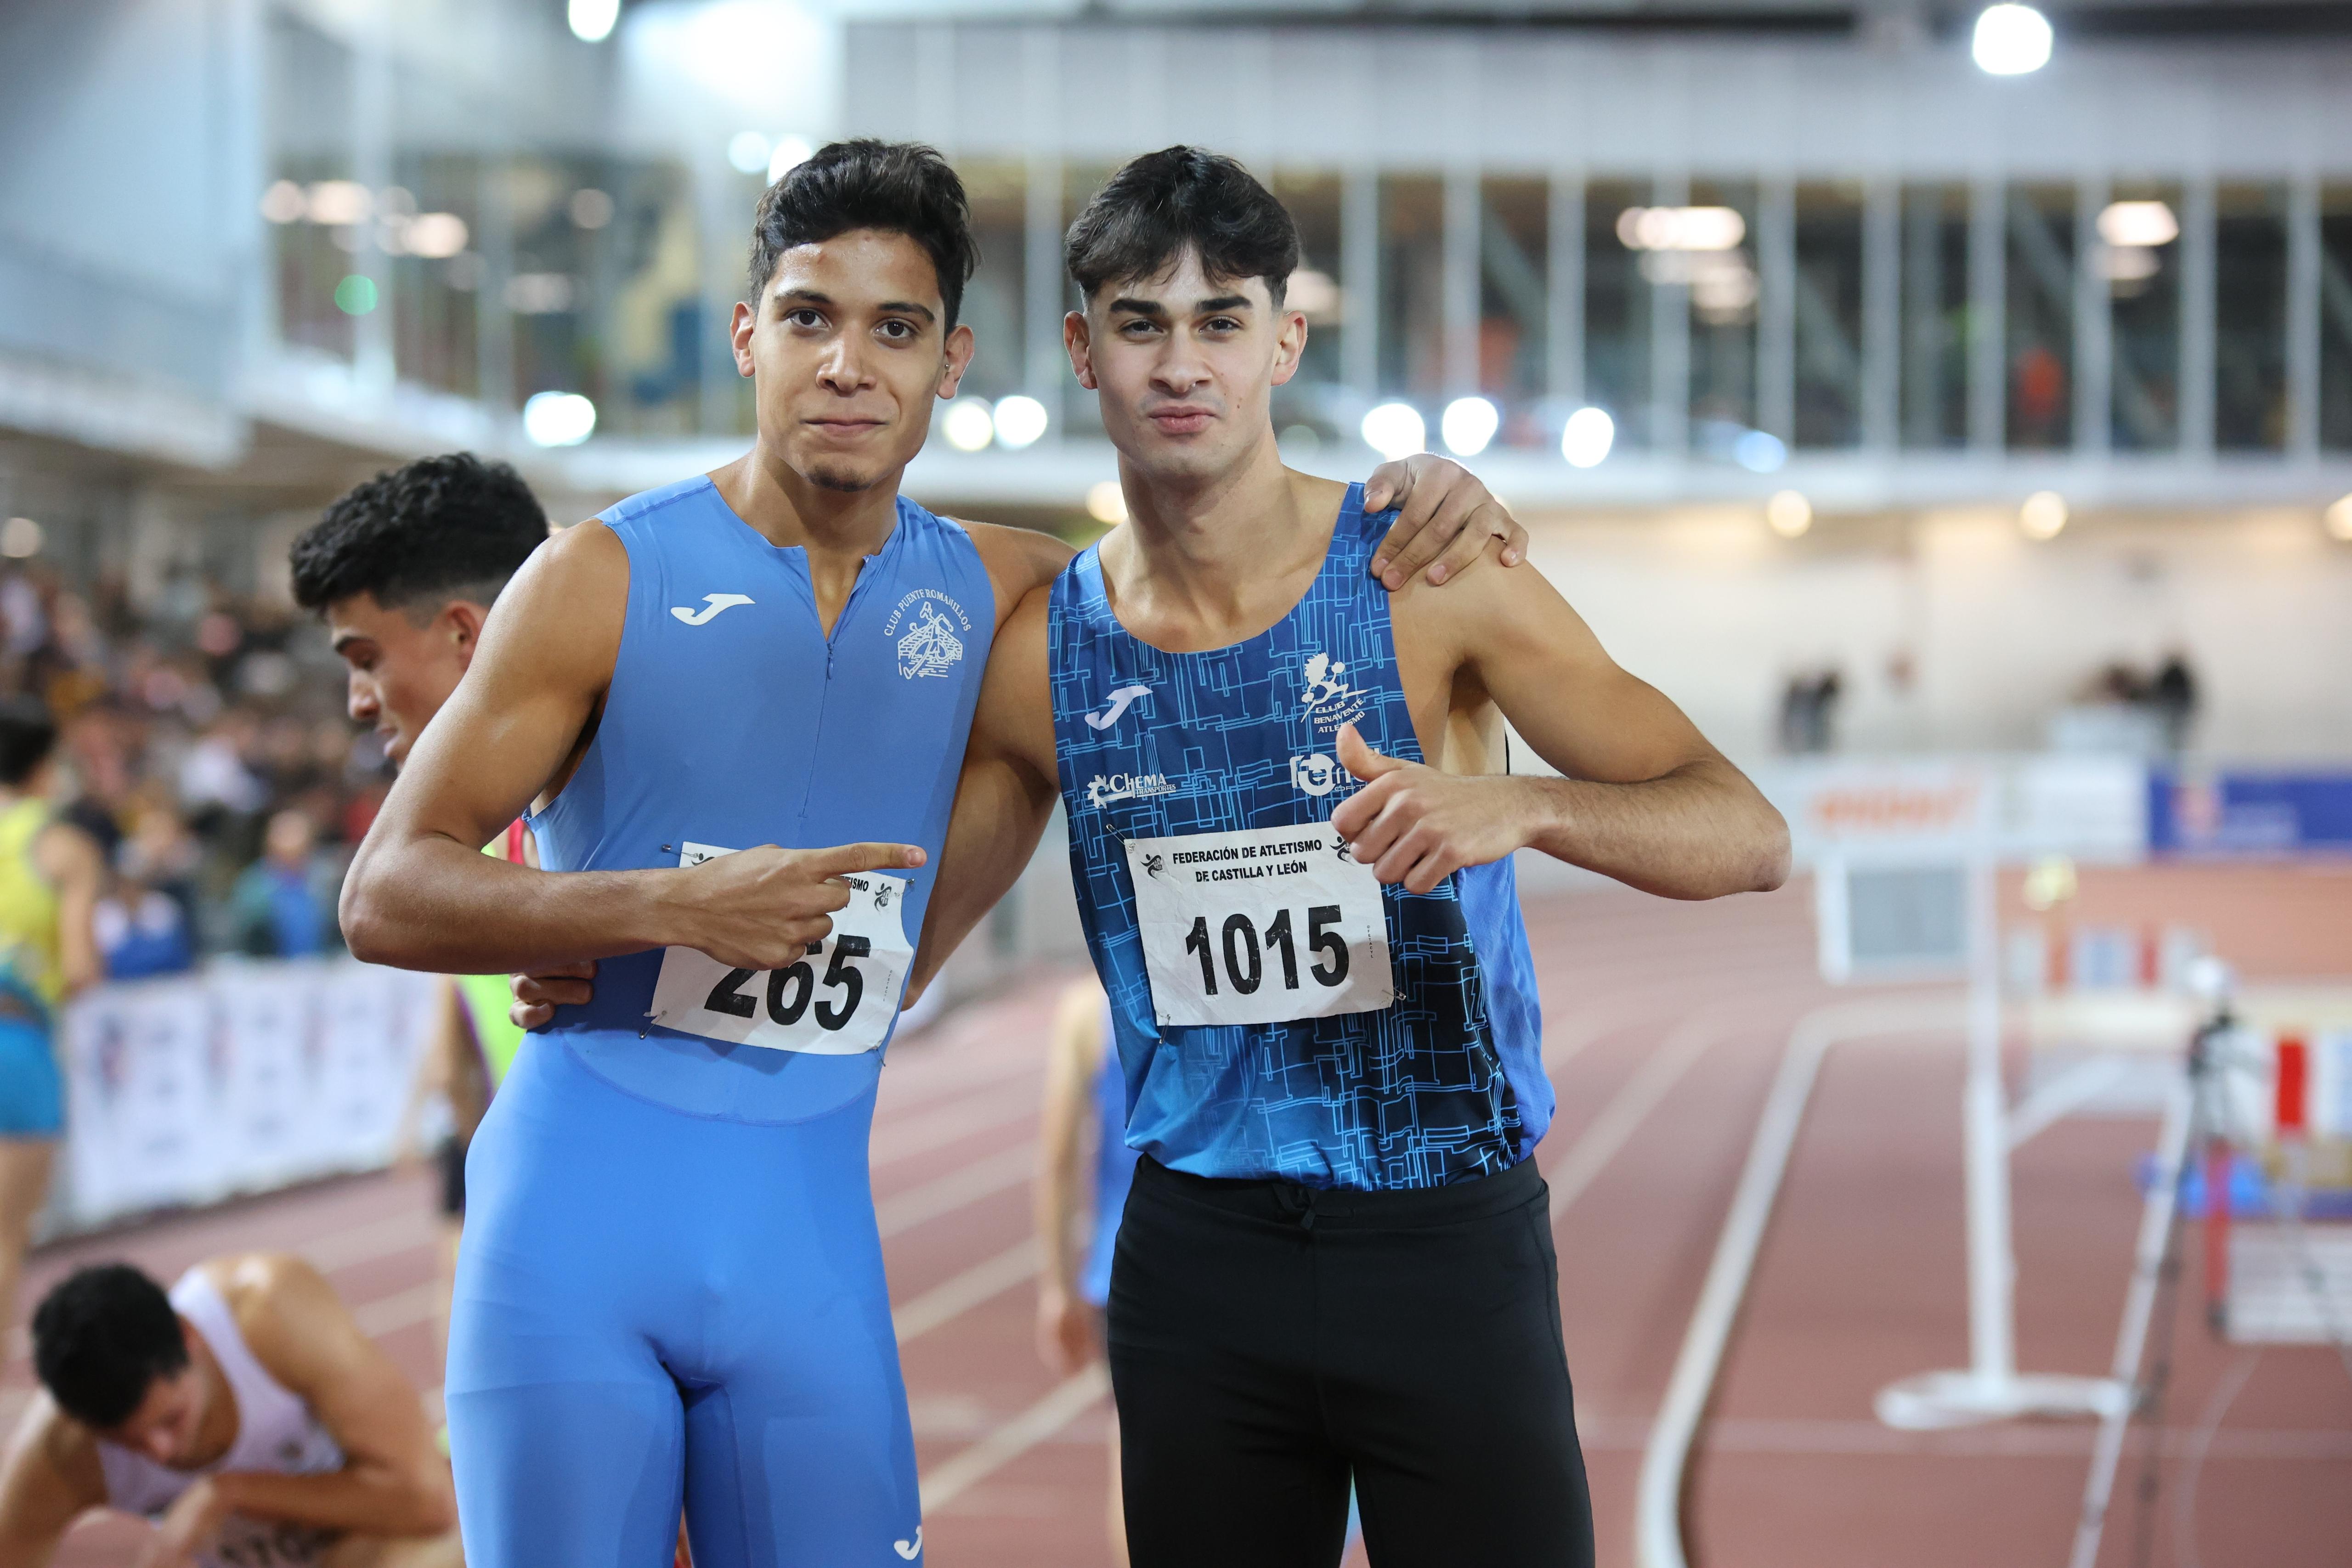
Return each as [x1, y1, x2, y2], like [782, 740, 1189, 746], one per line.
[1108, 1154, 1596, 1568]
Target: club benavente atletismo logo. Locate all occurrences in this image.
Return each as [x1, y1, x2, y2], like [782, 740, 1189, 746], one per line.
[670, 592, 753, 626]
[883, 588, 970, 680]
[1298, 651, 1365, 731]
[1086, 683, 1152, 730]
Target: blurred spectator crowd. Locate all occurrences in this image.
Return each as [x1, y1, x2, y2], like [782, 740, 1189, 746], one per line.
[6, 563, 373, 982]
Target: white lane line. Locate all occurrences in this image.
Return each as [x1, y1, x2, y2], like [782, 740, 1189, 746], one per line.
[917, 1365, 1110, 1515]
[875, 1142, 1036, 1239]
[894, 1239, 1040, 1345]
[1634, 994, 1963, 1568]
[871, 1080, 1041, 1170]
[1542, 1003, 1776, 1219]
[300, 1211, 437, 1272]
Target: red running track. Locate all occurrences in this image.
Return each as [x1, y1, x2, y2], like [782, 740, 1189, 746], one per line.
[12, 864, 2349, 1567]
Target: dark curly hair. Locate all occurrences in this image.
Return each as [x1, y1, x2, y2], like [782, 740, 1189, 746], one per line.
[290, 452, 548, 619]
[1064, 147, 1300, 308]
[0, 696, 57, 788]
[746, 139, 976, 329]
[33, 1264, 190, 1429]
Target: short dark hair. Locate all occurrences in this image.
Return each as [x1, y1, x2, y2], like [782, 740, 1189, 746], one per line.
[33, 1264, 190, 1428]
[290, 453, 548, 618]
[0, 698, 57, 787]
[1064, 147, 1300, 309]
[746, 139, 977, 330]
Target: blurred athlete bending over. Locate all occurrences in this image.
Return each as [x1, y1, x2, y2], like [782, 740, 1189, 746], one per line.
[0, 1257, 458, 1568]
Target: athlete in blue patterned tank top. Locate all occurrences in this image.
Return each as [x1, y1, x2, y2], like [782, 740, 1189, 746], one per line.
[345, 142, 1529, 1568]
[917, 148, 1793, 1568]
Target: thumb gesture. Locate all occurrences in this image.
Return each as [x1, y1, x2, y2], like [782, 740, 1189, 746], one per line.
[1336, 722, 1403, 783]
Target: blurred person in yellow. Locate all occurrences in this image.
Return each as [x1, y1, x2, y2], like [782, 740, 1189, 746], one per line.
[288, 456, 549, 1359]
[0, 698, 102, 1330]
[0, 1257, 459, 1568]
[1033, 977, 1139, 1568]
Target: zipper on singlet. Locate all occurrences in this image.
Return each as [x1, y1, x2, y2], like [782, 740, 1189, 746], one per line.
[793, 549, 888, 833]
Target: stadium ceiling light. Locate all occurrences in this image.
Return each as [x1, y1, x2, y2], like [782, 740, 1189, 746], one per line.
[259, 180, 306, 224]
[1765, 491, 1812, 538]
[727, 132, 771, 176]
[1360, 403, 1426, 461]
[940, 396, 994, 452]
[768, 136, 814, 184]
[523, 391, 598, 448]
[1440, 397, 1499, 458]
[569, 0, 621, 43]
[2324, 493, 2352, 541]
[1973, 4, 2052, 76]
[2019, 490, 2068, 540]
[404, 213, 469, 259]
[1086, 482, 1128, 526]
[992, 395, 1050, 451]
[1615, 207, 1747, 253]
[305, 180, 371, 226]
[2098, 201, 2178, 249]
[1560, 406, 1614, 468]
[0, 518, 43, 559]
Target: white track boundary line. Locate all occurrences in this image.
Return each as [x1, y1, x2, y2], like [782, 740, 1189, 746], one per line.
[917, 1364, 1110, 1514]
[893, 1238, 1040, 1345]
[875, 1142, 1036, 1238]
[1543, 1010, 1736, 1216]
[1634, 994, 1964, 1568]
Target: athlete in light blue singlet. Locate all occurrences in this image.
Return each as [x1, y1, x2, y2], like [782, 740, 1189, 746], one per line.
[447, 477, 990, 1566]
[1052, 483, 1548, 1191]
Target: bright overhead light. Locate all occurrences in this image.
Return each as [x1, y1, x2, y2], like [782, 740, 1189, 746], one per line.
[305, 180, 371, 226]
[768, 136, 813, 183]
[1287, 269, 1341, 321]
[992, 395, 1049, 450]
[1360, 403, 1425, 461]
[1086, 482, 1128, 525]
[2096, 245, 2161, 283]
[727, 132, 771, 176]
[404, 213, 469, 259]
[0, 518, 43, 559]
[2324, 493, 2352, 541]
[2019, 490, 2068, 540]
[1973, 4, 2052, 76]
[1734, 430, 1787, 473]
[1561, 406, 1615, 468]
[2098, 200, 2177, 249]
[1765, 491, 1812, 538]
[940, 397, 994, 452]
[568, 0, 620, 43]
[1616, 207, 1747, 253]
[570, 189, 615, 230]
[1440, 397, 1499, 458]
[523, 391, 598, 448]
[259, 180, 306, 224]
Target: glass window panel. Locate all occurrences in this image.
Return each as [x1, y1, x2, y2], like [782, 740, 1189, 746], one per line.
[1688, 177, 1759, 449]
[1378, 174, 1444, 402]
[2323, 184, 2352, 451]
[1901, 183, 1969, 449]
[2006, 183, 2075, 451]
[1057, 164, 1117, 442]
[1793, 181, 1864, 449]
[266, 11, 356, 363]
[1272, 169, 1345, 445]
[1479, 176, 1549, 447]
[956, 160, 1028, 403]
[1585, 178, 1653, 449]
[2105, 180, 2182, 452]
[587, 161, 700, 438]
[389, 59, 481, 403]
[506, 154, 591, 411]
[2214, 182, 2290, 452]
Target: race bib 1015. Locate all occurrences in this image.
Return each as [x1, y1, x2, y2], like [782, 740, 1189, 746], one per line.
[646, 842, 911, 1055]
[1125, 823, 1393, 1029]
